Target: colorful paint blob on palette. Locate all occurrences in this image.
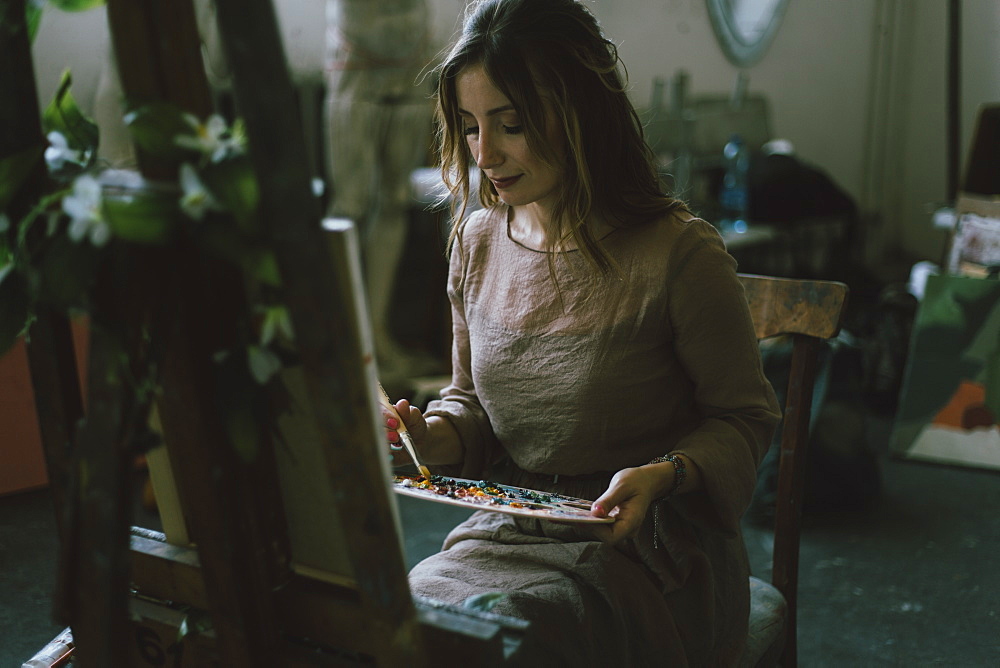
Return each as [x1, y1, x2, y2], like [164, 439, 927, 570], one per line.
[391, 474, 615, 524]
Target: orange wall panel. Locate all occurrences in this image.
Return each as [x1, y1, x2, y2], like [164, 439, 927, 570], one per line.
[0, 338, 49, 496]
[0, 319, 89, 497]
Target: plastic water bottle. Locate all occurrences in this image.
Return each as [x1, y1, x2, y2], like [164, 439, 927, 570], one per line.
[719, 134, 750, 234]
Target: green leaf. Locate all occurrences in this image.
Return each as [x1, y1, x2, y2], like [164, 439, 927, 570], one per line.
[16, 188, 69, 251]
[214, 350, 261, 464]
[35, 235, 100, 310]
[259, 305, 293, 345]
[247, 345, 281, 384]
[102, 187, 178, 244]
[199, 156, 260, 233]
[48, 0, 106, 11]
[123, 103, 198, 162]
[42, 70, 99, 155]
[0, 265, 31, 356]
[227, 401, 260, 464]
[195, 226, 278, 286]
[245, 249, 281, 287]
[0, 227, 10, 267]
[0, 144, 43, 213]
[196, 223, 251, 268]
[26, 0, 45, 42]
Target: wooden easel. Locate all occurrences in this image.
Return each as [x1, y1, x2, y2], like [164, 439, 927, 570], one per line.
[16, 1, 526, 665]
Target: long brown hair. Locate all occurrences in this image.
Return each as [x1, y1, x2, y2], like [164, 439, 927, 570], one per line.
[435, 0, 687, 273]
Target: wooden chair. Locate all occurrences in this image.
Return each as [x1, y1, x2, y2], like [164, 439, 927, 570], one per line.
[736, 273, 849, 668]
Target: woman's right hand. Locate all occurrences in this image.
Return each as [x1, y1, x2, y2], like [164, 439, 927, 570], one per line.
[383, 398, 428, 467]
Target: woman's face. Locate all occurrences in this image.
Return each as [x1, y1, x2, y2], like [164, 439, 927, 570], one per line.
[455, 64, 564, 213]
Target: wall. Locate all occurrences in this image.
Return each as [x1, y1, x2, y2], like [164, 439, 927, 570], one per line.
[892, 0, 950, 263]
[28, 0, 1000, 268]
[30, 4, 108, 115]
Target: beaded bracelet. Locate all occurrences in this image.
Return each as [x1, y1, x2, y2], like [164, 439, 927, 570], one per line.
[648, 453, 686, 550]
[649, 453, 686, 497]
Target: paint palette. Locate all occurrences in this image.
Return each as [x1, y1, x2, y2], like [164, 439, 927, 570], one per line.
[392, 474, 615, 524]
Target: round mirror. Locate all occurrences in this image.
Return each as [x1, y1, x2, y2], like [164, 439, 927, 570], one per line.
[706, 0, 790, 67]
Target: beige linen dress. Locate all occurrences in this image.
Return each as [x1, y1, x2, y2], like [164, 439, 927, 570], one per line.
[412, 207, 780, 666]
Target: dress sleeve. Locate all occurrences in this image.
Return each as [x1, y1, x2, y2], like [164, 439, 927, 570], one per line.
[665, 220, 781, 534]
[422, 225, 500, 479]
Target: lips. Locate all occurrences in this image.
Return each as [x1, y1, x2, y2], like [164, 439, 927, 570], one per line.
[490, 175, 521, 190]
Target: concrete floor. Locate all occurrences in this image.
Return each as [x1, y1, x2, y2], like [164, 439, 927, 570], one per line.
[745, 455, 1000, 666]
[3, 423, 999, 666]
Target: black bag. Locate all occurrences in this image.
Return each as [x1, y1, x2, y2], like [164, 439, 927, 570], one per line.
[748, 152, 857, 224]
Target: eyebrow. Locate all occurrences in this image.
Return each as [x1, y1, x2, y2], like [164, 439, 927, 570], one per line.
[457, 104, 516, 116]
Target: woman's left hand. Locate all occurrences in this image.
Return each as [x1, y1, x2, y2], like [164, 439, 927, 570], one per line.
[588, 466, 664, 545]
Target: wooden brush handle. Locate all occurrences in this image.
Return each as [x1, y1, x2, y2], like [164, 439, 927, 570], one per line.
[377, 383, 432, 478]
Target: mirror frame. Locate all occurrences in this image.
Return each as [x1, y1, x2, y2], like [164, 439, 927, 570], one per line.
[706, 0, 790, 67]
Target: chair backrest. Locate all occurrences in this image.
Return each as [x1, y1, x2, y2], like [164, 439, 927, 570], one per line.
[738, 273, 849, 667]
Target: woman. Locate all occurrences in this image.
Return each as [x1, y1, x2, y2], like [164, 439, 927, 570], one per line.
[384, 0, 780, 664]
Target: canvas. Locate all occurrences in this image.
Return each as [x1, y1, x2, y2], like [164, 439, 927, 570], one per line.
[890, 274, 1000, 470]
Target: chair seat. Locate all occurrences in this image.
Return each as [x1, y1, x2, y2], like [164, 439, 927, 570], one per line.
[740, 576, 787, 667]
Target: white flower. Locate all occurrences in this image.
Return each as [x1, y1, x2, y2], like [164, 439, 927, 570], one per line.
[44, 131, 82, 171]
[178, 163, 221, 220]
[63, 175, 111, 246]
[97, 168, 147, 190]
[176, 114, 243, 162]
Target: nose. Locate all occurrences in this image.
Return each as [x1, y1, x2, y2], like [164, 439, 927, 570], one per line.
[474, 131, 503, 170]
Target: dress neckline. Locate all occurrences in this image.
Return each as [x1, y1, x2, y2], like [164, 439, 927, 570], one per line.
[504, 207, 618, 254]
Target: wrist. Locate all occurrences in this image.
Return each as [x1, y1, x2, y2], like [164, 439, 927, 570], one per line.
[647, 453, 686, 499]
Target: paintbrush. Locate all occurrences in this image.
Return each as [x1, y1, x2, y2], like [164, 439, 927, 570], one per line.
[377, 383, 432, 480]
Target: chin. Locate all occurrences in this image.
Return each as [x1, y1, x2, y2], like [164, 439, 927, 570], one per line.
[497, 192, 539, 208]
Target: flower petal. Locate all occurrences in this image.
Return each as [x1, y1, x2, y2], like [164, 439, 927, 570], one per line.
[89, 221, 112, 247]
[63, 195, 89, 220]
[67, 216, 89, 242]
[74, 175, 102, 203]
[206, 115, 227, 139]
[47, 131, 68, 149]
[180, 192, 208, 221]
[179, 163, 201, 192]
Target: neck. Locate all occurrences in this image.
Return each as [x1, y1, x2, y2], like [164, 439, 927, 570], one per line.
[508, 205, 559, 250]
[507, 205, 614, 252]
